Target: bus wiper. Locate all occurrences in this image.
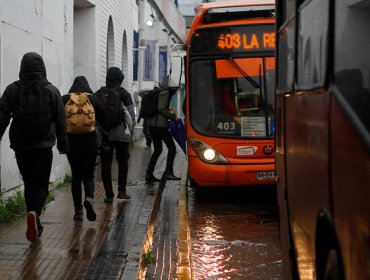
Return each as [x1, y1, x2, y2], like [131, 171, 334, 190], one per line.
[228, 57, 260, 89]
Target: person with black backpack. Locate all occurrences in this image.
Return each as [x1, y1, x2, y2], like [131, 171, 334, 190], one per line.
[94, 67, 135, 202]
[62, 76, 109, 222]
[145, 77, 181, 183]
[0, 52, 68, 242]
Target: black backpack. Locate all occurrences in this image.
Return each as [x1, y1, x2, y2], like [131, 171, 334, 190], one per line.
[10, 80, 53, 145]
[95, 87, 124, 128]
[140, 88, 162, 118]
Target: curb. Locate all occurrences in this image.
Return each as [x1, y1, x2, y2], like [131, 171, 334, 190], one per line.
[137, 159, 192, 280]
[176, 163, 193, 279]
[137, 178, 166, 280]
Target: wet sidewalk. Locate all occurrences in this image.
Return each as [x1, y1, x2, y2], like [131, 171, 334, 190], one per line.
[0, 137, 190, 280]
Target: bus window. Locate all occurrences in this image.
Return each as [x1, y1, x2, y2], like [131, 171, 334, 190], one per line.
[297, 0, 329, 90]
[334, 3, 370, 132]
[190, 57, 275, 138]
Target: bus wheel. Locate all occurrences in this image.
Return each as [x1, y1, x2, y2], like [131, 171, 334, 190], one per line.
[323, 249, 343, 280]
[189, 179, 199, 189]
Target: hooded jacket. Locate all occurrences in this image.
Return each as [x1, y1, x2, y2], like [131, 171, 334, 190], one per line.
[95, 67, 135, 142]
[0, 52, 68, 152]
[146, 77, 177, 128]
[105, 67, 136, 126]
[62, 76, 109, 133]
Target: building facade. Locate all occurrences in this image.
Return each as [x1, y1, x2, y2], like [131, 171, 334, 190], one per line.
[0, 0, 185, 194]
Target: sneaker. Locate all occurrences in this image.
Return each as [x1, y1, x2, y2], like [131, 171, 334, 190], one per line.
[73, 209, 83, 221]
[83, 198, 97, 221]
[117, 191, 131, 199]
[38, 226, 44, 238]
[104, 197, 113, 203]
[26, 211, 38, 242]
[145, 174, 161, 183]
[164, 172, 181, 181]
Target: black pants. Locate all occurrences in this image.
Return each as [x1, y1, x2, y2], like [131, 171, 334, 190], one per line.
[67, 133, 97, 210]
[15, 148, 53, 218]
[143, 119, 152, 144]
[100, 141, 129, 198]
[147, 126, 176, 176]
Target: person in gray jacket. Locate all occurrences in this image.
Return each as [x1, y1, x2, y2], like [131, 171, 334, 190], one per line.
[145, 78, 181, 183]
[95, 67, 134, 202]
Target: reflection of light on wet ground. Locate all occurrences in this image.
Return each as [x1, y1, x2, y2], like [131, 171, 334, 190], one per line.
[188, 187, 284, 279]
[192, 238, 283, 279]
[197, 215, 223, 241]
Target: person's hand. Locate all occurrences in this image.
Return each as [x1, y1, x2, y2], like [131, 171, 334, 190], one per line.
[169, 107, 177, 119]
[101, 141, 110, 152]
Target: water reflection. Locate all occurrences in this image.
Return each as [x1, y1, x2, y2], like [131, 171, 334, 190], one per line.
[21, 241, 42, 280]
[188, 187, 284, 279]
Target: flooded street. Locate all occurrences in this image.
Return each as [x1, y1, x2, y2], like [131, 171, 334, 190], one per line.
[188, 185, 285, 280]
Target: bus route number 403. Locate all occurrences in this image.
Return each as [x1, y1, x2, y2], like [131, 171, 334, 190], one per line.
[217, 122, 236, 131]
[256, 171, 275, 181]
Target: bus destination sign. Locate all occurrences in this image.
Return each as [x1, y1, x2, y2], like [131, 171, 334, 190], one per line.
[190, 24, 275, 54]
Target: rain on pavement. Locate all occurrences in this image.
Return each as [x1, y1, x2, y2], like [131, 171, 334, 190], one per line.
[188, 184, 285, 280]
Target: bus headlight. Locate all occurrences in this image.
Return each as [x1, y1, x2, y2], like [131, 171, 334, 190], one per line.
[203, 148, 216, 161]
[189, 138, 228, 164]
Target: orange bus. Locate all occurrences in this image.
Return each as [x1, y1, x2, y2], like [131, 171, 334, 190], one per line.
[276, 0, 370, 279]
[184, 0, 276, 187]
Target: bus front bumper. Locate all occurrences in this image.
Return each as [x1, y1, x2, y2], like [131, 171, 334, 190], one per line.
[188, 157, 276, 187]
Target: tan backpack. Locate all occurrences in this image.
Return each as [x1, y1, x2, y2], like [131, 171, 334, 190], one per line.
[65, 92, 95, 134]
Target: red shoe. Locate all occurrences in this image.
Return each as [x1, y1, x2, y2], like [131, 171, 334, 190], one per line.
[26, 211, 38, 242]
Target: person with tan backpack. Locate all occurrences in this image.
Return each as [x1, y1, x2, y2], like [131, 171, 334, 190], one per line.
[62, 76, 109, 221]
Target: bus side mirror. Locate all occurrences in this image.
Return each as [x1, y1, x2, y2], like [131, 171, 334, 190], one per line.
[169, 56, 183, 88]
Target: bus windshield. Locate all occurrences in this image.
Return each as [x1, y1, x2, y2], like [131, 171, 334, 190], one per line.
[189, 56, 275, 139]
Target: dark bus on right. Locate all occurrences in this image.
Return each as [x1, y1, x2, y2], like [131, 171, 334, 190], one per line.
[275, 0, 370, 279]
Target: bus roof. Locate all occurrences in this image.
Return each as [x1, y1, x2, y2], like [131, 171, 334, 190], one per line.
[194, 0, 275, 15]
[189, 0, 275, 44]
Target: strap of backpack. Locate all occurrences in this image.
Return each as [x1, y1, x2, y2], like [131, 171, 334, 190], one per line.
[69, 92, 88, 105]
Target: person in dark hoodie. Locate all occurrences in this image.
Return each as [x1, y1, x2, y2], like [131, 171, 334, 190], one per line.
[95, 67, 135, 202]
[62, 76, 109, 221]
[0, 52, 68, 242]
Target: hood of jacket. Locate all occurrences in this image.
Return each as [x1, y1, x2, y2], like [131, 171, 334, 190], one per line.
[106, 67, 124, 88]
[69, 76, 93, 93]
[19, 52, 47, 81]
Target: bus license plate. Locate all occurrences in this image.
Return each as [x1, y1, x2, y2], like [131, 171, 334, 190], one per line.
[256, 172, 275, 181]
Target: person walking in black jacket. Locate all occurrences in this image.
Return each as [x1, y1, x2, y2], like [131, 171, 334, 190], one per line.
[0, 52, 68, 242]
[95, 67, 135, 202]
[62, 76, 109, 221]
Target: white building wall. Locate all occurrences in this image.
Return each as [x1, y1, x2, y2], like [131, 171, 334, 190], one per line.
[0, 0, 183, 194]
[96, 0, 135, 94]
[0, 0, 139, 194]
[0, 0, 74, 193]
[73, 7, 97, 89]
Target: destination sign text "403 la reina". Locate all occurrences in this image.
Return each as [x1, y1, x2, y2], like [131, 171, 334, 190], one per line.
[217, 32, 275, 50]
